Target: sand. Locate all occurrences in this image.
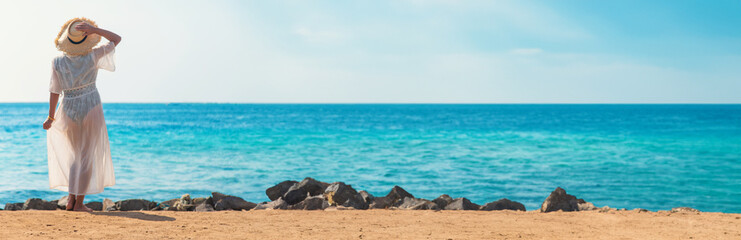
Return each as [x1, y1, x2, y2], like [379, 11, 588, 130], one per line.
[1, 209, 740, 239]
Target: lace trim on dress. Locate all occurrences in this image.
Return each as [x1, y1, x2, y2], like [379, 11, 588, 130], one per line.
[62, 83, 101, 123]
[62, 82, 97, 99]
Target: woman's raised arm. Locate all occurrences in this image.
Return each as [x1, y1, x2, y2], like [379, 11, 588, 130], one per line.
[75, 23, 121, 46]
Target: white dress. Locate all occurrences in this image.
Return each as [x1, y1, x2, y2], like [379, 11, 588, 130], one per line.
[47, 41, 116, 195]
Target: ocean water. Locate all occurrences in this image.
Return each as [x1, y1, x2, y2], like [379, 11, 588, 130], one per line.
[1, 103, 740, 212]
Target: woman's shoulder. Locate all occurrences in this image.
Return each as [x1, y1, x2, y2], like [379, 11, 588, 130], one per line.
[52, 54, 70, 64]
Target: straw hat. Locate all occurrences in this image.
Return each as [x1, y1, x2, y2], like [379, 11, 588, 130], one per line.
[54, 17, 101, 56]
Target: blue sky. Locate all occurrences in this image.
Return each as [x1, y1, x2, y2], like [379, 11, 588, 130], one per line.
[1, 0, 740, 103]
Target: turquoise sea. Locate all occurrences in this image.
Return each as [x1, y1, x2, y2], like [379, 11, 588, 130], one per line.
[1, 104, 740, 212]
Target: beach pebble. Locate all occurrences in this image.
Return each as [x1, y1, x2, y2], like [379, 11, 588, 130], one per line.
[253, 197, 289, 210]
[56, 196, 69, 209]
[481, 198, 526, 211]
[103, 198, 116, 211]
[22, 198, 58, 210]
[266, 180, 298, 201]
[432, 194, 454, 209]
[85, 201, 103, 211]
[212, 192, 257, 211]
[631, 208, 649, 213]
[444, 198, 480, 210]
[671, 207, 700, 213]
[540, 187, 580, 212]
[598, 206, 616, 212]
[395, 197, 440, 210]
[324, 182, 358, 206]
[385, 186, 414, 207]
[4, 202, 23, 211]
[283, 177, 330, 205]
[290, 195, 329, 210]
[577, 199, 598, 211]
[115, 199, 157, 211]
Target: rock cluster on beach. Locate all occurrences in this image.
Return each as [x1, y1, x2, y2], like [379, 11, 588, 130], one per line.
[1, 177, 700, 213]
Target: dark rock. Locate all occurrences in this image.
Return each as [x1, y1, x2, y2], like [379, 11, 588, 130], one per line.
[341, 193, 369, 210]
[298, 177, 330, 196]
[481, 198, 526, 211]
[671, 207, 700, 213]
[395, 197, 440, 210]
[282, 177, 330, 205]
[385, 186, 414, 206]
[358, 190, 374, 203]
[369, 196, 393, 209]
[211, 192, 230, 203]
[540, 187, 580, 212]
[116, 199, 157, 211]
[266, 180, 298, 201]
[192, 197, 211, 206]
[153, 198, 179, 211]
[444, 198, 480, 210]
[103, 198, 116, 211]
[282, 186, 309, 205]
[23, 198, 58, 210]
[4, 203, 23, 211]
[212, 192, 256, 211]
[291, 196, 329, 210]
[195, 201, 215, 212]
[432, 194, 453, 209]
[86, 201, 103, 211]
[253, 197, 289, 210]
[324, 182, 358, 206]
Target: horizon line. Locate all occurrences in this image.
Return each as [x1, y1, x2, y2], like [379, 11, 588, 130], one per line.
[2, 102, 741, 105]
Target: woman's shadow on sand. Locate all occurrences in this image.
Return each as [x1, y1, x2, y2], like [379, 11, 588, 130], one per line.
[90, 211, 176, 221]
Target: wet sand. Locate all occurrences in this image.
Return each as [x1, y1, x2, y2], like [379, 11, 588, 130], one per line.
[2, 209, 740, 239]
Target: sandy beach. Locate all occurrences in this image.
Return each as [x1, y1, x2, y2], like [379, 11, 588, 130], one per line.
[2, 209, 740, 239]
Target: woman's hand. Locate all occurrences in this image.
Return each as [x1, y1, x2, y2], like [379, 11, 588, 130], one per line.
[74, 22, 99, 36]
[43, 118, 53, 130]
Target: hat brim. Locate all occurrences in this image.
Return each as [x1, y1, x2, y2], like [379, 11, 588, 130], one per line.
[55, 18, 102, 56]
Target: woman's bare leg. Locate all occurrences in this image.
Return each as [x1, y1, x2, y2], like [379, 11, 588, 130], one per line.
[66, 193, 76, 211]
[73, 195, 93, 212]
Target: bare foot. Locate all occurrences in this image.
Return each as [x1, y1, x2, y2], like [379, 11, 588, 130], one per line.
[66, 197, 76, 211]
[73, 204, 93, 213]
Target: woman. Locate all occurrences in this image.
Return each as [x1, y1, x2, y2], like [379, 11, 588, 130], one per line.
[43, 17, 121, 212]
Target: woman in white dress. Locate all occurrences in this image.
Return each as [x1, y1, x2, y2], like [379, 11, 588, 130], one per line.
[42, 17, 121, 212]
